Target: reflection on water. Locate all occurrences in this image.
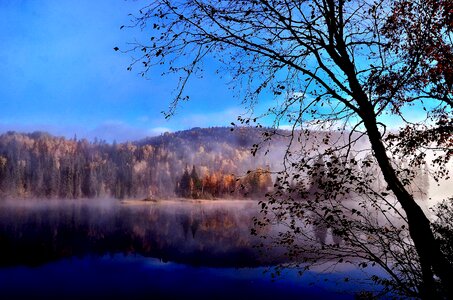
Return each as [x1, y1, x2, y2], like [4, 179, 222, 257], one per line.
[0, 199, 279, 267]
[0, 199, 385, 299]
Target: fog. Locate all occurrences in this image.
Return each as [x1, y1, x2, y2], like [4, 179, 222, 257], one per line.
[0, 197, 382, 268]
[0, 199, 283, 267]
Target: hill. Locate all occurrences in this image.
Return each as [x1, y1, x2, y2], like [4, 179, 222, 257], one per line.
[0, 127, 285, 199]
[0, 127, 428, 201]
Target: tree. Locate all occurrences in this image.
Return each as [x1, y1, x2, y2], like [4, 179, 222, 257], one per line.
[119, 0, 452, 297]
[175, 167, 191, 198]
[190, 165, 202, 198]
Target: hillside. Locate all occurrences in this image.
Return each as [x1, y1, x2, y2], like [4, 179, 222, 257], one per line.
[0, 127, 428, 201]
[0, 127, 285, 199]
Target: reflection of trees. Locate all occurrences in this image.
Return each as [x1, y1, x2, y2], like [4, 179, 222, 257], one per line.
[0, 202, 274, 267]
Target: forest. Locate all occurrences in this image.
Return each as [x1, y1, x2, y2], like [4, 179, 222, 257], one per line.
[0, 127, 429, 201]
[0, 127, 275, 199]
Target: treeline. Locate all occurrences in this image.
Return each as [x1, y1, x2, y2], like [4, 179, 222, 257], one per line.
[174, 165, 272, 199]
[0, 129, 276, 199]
[0, 129, 430, 200]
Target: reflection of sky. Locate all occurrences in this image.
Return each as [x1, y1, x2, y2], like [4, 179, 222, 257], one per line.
[0, 0, 243, 142]
[0, 254, 387, 299]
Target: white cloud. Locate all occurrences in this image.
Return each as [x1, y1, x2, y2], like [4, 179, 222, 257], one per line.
[87, 122, 174, 142]
[0, 121, 169, 143]
[147, 127, 172, 136]
[86, 121, 145, 142]
[175, 107, 244, 128]
[277, 124, 294, 131]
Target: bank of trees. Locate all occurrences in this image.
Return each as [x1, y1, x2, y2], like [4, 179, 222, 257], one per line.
[1, 129, 430, 202]
[0, 132, 145, 199]
[0, 129, 275, 200]
[175, 165, 273, 199]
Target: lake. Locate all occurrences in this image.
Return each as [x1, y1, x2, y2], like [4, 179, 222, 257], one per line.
[0, 199, 383, 299]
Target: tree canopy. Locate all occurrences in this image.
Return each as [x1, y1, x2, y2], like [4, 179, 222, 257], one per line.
[119, 0, 453, 298]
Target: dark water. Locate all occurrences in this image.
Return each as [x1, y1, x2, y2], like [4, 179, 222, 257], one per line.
[0, 199, 381, 299]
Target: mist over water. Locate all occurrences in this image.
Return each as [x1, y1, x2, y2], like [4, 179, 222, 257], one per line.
[0, 198, 270, 267]
[0, 198, 387, 299]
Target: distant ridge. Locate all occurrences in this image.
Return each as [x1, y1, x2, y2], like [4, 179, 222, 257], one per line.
[0, 126, 286, 200]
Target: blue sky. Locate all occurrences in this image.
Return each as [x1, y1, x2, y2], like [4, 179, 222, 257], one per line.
[0, 0, 244, 142]
[0, 0, 432, 143]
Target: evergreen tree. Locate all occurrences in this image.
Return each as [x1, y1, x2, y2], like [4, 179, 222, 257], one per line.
[190, 165, 201, 198]
[176, 167, 191, 198]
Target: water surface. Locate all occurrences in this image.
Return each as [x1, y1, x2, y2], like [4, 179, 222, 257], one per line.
[0, 199, 381, 299]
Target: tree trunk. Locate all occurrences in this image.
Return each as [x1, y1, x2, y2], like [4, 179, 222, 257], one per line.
[333, 37, 453, 297]
[362, 110, 453, 299]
